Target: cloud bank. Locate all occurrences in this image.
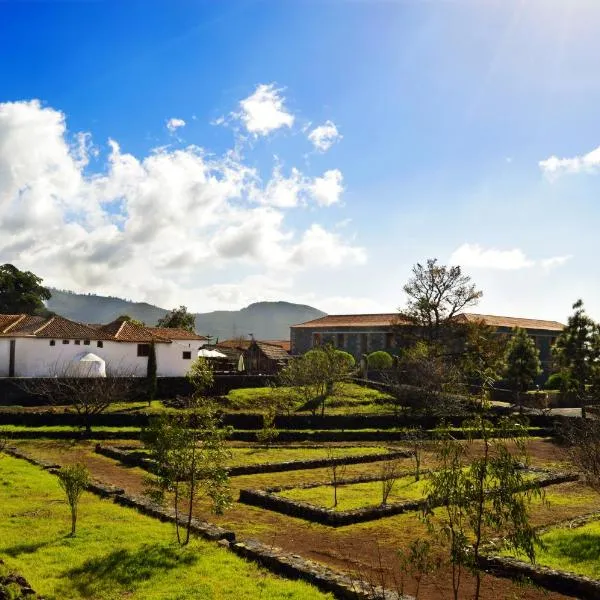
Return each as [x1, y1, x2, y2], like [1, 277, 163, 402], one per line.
[0, 97, 364, 310]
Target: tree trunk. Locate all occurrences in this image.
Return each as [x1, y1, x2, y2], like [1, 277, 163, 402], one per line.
[185, 447, 196, 545]
[70, 506, 77, 536]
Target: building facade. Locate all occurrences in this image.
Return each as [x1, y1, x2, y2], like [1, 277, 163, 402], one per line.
[0, 314, 207, 378]
[290, 312, 564, 381]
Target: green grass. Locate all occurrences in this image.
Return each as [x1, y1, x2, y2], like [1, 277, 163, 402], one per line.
[225, 383, 393, 412]
[124, 445, 391, 467]
[227, 445, 389, 466]
[279, 474, 427, 511]
[0, 425, 140, 433]
[0, 455, 332, 600]
[507, 520, 600, 580]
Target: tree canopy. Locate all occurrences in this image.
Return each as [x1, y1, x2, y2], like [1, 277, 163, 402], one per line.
[157, 305, 196, 332]
[0, 264, 52, 315]
[503, 327, 542, 413]
[400, 258, 482, 342]
[553, 299, 600, 418]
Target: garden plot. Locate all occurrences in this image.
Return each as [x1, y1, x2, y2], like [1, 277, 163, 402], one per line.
[96, 443, 411, 476]
[239, 466, 578, 527]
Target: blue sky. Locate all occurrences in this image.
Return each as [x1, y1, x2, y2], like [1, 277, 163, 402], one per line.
[1, 0, 600, 320]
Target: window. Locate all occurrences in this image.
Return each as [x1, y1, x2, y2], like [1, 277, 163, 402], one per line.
[336, 333, 344, 348]
[62, 339, 69, 345]
[84, 340, 90, 345]
[137, 344, 150, 357]
[182, 351, 192, 360]
[49, 340, 55, 346]
[359, 333, 368, 354]
[97, 341, 103, 348]
[74, 340, 80, 345]
[385, 332, 394, 349]
[313, 333, 321, 347]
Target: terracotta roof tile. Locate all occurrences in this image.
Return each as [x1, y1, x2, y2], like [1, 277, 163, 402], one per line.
[31, 316, 107, 339]
[292, 312, 565, 332]
[460, 313, 565, 331]
[0, 314, 25, 333]
[263, 340, 291, 352]
[291, 314, 404, 328]
[148, 327, 207, 341]
[218, 339, 251, 350]
[254, 341, 292, 361]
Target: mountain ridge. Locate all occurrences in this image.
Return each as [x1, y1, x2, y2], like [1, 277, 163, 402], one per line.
[46, 289, 326, 341]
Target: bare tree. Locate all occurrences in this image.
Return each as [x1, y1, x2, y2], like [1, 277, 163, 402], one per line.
[400, 258, 482, 343]
[19, 362, 137, 434]
[325, 447, 347, 508]
[380, 460, 401, 505]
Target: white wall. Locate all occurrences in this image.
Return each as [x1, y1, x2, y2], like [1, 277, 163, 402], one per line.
[0, 339, 11, 377]
[9, 337, 200, 378]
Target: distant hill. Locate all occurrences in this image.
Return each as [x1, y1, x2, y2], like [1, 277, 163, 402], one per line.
[46, 289, 326, 341]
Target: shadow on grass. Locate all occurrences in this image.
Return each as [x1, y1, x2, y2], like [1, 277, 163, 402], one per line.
[3, 540, 54, 557]
[545, 532, 600, 564]
[65, 543, 199, 597]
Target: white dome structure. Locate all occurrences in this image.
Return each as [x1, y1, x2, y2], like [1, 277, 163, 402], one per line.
[68, 352, 107, 378]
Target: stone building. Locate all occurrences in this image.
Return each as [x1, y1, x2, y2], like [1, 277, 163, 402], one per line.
[290, 312, 565, 380]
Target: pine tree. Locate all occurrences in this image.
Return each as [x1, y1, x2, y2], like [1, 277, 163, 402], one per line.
[553, 300, 600, 418]
[504, 327, 542, 414]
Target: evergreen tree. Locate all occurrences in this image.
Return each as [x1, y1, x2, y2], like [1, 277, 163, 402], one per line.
[0, 264, 51, 315]
[504, 327, 542, 414]
[157, 305, 196, 332]
[553, 300, 600, 418]
[146, 341, 157, 404]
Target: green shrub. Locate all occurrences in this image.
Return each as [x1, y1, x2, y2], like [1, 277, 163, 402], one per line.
[545, 372, 568, 390]
[367, 351, 393, 370]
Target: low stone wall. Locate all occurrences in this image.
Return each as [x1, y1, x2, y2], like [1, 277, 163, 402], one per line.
[2, 446, 410, 600]
[239, 468, 579, 527]
[228, 538, 406, 600]
[239, 488, 424, 527]
[477, 555, 600, 599]
[95, 444, 413, 477]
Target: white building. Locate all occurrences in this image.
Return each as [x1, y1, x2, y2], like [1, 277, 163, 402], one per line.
[0, 314, 208, 378]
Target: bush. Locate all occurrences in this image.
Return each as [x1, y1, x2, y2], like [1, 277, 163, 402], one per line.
[367, 351, 393, 370]
[545, 372, 568, 390]
[305, 348, 355, 369]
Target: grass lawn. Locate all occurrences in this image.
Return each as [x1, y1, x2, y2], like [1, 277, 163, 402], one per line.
[225, 383, 393, 412]
[227, 445, 390, 466]
[0, 425, 141, 434]
[279, 474, 427, 511]
[121, 445, 392, 468]
[508, 520, 600, 580]
[0, 455, 333, 600]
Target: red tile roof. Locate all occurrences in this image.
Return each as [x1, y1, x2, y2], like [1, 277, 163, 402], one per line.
[459, 313, 565, 331]
[148, 327, 207, 341]
[292, 312, 565, 332]
[263, 339, 291, 352]
[291, 314, 404, 328]
[254, 341, 292, 361]
[0, 314, 206, 343]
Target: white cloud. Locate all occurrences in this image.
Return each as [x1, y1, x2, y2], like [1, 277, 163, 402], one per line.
[290, 224, 366, 267]
[237, 84, 294, 136]
[0, 99, 363, 310]
[539, 145, 600, 177]
[310, 169, 344, 206]
[541, 255, 572, 270]
[166, 117, 186, 133]
[308, 120, 342, 152]
[253, 165, 344, 208]
[449, 244, 571, 271]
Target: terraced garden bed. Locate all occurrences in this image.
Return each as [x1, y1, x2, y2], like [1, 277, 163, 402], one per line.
[240, 467, 579, 527]
[95, 443, 412, 476]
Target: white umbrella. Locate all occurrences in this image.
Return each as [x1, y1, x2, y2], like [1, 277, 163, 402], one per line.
[69, 352, 106, 377]
[237, 353, 245, 372]
[197, 348, 227, 358]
